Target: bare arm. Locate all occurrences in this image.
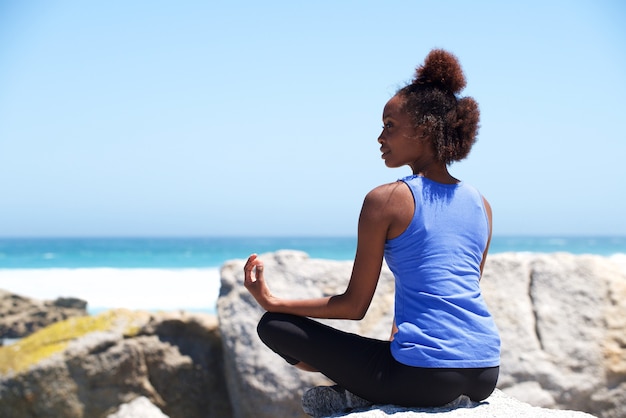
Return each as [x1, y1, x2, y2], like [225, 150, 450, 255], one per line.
[479, 197, 493, 278]
[244, 185, 396, 320]
[389, 318, 398, 341]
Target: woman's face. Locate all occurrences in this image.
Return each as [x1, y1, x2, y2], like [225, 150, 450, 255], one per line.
[378, 95, 432, 171]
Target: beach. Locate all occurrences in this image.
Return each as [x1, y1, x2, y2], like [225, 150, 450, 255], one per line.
[0, 267, 221, 315]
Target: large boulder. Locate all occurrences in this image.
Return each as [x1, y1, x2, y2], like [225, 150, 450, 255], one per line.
[480, 252, 626, 418]
[217, 251, 626, 418]
[0, 289, 88, 339]
[0, 309, 231, 418]
[218, 251, 394, 418]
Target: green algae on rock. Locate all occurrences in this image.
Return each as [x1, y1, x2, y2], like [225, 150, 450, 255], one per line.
[0, 309, 150, 375]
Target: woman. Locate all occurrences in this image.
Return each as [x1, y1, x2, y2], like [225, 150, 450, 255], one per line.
[243, 49, 500, 417]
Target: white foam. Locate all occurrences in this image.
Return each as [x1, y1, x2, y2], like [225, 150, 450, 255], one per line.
[0, 268, 220, 314]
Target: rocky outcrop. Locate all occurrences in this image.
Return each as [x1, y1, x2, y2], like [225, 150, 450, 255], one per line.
[0, 309, 231, 418]
[1, 251, 623, 418]
[0, 289, 87, 339]
[340, 389, 596, 417]
[217, 251, 626, 418]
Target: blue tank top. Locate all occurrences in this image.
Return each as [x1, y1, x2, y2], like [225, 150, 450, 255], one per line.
[385, 175, 500, 368]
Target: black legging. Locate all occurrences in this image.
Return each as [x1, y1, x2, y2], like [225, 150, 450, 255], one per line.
[257, 312, 499, 407]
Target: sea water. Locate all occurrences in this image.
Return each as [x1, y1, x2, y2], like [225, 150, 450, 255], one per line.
[1, 236, 625, 315]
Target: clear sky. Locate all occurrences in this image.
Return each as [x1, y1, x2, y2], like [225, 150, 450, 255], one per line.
[1, 1, 624, 237]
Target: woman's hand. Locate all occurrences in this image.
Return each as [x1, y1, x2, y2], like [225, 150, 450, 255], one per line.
[243, 254, 276, 310]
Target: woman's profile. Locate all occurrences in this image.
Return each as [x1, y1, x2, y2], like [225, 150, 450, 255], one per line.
[243, 48, 501, 417]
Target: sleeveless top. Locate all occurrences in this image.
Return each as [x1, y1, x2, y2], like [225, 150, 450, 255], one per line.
[385, 175, 500, 368]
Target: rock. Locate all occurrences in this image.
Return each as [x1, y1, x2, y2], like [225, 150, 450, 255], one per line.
[217, 251, 626, 418]
[0, 309, 232, 418]
[107, 396, 169, 418]
[53, 297, 88, 310]
[337, 389, 596, 417]
[480, 253, 626, 418]
[0, 289, 88, 339]
[218, 251, 395, 418]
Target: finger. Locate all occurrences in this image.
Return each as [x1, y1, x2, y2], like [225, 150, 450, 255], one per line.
[243, 254, 255, 285]
[255, 260, 264, 282]
[243, 254, 258, 278]
[244, 255, 264, 287]
[244, 254, 257, 270]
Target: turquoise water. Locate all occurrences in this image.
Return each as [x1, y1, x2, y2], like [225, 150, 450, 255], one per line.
[0, 236, 625, 269]
[0, 237, 357, 269]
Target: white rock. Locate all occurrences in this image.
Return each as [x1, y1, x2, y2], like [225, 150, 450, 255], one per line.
[107, 396, 169, 418]
[338, 389, 596, 417]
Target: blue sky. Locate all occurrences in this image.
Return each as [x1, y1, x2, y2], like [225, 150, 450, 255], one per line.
[1, 1, 624, 237]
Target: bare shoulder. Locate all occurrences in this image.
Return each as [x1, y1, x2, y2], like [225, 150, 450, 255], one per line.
[365, 181, 412, 206]
[361, 181, 412, 221]
[360, 181, 415, 239]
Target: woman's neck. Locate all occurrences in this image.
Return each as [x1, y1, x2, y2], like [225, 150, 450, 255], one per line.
[412, 164, 459, 184]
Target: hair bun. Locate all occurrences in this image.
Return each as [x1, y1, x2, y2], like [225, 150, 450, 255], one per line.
[414, 49, 466, 94]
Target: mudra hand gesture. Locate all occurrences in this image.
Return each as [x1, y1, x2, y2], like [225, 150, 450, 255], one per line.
[243, 254, 275, 311]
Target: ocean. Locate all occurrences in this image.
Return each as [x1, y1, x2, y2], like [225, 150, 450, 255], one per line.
[1, 236, 625, 315]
